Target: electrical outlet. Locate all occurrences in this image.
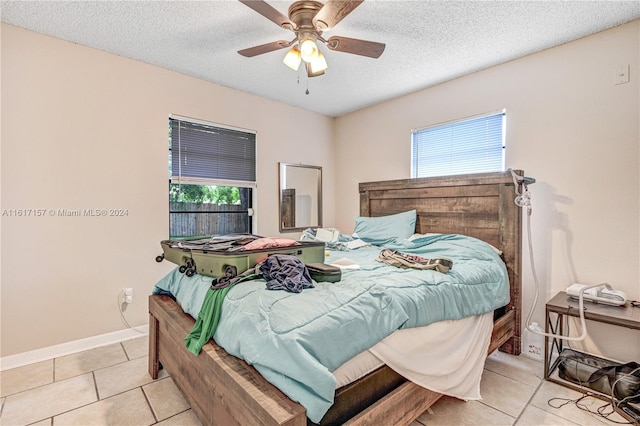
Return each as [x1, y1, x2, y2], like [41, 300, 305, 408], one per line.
[123, 288, 133, 304]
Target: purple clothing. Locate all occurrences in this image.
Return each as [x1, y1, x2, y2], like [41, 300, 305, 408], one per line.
[260, 254, 314, 293]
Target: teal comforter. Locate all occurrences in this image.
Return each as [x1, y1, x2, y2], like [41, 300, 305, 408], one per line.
[154, 234, 509, 423]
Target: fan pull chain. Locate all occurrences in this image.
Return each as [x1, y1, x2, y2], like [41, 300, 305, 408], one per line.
[296, 68, 310, 95]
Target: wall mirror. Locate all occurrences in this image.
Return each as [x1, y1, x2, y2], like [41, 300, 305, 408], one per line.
[279, 163, 322, 232]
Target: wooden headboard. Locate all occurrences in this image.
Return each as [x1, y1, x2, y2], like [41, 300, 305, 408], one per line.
[359, 170, 526, 354]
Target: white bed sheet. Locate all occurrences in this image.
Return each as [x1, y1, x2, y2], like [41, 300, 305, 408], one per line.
[333, 312, 493, 400]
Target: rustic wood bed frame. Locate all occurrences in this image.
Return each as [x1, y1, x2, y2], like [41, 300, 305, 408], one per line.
[149, 170, 526, 425]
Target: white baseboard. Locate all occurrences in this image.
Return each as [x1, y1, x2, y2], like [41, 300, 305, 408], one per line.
[0, 325, 149, 371]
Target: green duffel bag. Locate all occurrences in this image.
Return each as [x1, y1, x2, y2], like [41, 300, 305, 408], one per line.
[558, 349, 640, 402]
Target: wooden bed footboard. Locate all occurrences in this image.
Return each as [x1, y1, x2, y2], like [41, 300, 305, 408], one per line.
[150, 294, 461, 425]
[149, 293, 517, 426]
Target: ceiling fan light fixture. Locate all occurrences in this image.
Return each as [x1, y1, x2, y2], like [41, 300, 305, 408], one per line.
[310, 51, 328, 73]
[283, 46, 302, 71]
[300, 37, 319, 63]
[239, 0, 385, 78]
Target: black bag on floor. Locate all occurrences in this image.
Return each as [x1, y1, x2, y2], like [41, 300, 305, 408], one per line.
[558, 349, 640, 402]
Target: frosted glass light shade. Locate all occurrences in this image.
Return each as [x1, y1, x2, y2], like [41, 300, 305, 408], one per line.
[300, 39, 319, 63]
[310, 52, 328, 73]
[283, 47, 301, 71]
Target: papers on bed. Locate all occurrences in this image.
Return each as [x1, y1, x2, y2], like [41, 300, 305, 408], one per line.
[343, 239, 369, 249]
[315, 228, 340, 243]
[301, 228, 370, 251]
[328, 257, 360, 270]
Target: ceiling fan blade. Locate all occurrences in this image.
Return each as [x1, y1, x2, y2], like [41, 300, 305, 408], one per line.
[313, 0, 363, 30]
[238, 40, 292, 57]
[305, 62, 325, 78]
[326, 35, 385, 58]
[239, 0, 294, 30]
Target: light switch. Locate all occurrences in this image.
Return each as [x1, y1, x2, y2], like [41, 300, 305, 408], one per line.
[614, 65, 630, 85]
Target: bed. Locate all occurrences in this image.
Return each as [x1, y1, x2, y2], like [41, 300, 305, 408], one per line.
[148, 170, 526, 425]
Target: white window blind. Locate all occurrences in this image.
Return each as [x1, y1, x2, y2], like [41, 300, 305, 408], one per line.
[170, 118, 256, 186]
[411, 110, 505, 178]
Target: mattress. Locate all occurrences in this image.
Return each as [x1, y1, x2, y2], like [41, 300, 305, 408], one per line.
[153, 233, 508, 422]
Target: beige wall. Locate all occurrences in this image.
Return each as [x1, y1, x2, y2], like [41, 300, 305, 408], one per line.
[335, 20, 640, 361]
[0, 24, 334, 356]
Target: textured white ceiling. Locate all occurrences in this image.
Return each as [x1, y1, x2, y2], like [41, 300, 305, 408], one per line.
[2, 1, 640, 117]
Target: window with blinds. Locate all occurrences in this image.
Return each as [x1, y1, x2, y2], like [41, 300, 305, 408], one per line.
[168, 117, 256, 238]
[170, 118, 256, 185]
[411, 110, 505, 178]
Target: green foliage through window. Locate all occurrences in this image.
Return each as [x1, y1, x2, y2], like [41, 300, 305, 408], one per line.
[169, 184, 240, 205]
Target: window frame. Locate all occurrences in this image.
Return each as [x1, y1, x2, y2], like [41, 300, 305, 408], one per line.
[411, 109, 506, 178]
[168, 115, 257, 238]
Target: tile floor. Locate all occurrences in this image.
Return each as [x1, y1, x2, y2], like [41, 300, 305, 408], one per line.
[0, 336, 631, 426]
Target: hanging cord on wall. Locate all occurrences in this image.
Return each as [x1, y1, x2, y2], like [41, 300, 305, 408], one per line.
[508, 168, 593, 341]
[117, 292, 146, 334]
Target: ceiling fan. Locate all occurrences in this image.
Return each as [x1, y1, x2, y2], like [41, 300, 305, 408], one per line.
[238, 0, 385, 77]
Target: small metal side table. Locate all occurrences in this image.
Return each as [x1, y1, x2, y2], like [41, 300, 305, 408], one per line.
[544, 291, 640, 383]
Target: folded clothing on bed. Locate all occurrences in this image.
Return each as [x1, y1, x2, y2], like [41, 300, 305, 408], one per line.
[154, 233, 509, 423]
[261, 254, 315, 293]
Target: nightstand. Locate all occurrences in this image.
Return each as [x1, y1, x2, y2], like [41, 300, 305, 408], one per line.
[543, 291, 640, 421]
[544, 291, 640, 381]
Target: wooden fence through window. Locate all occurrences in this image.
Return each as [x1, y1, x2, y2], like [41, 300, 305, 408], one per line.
[169, 202, 249, 237]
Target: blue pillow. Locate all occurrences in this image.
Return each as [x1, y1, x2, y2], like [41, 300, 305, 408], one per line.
[353, 209, 417, 241]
